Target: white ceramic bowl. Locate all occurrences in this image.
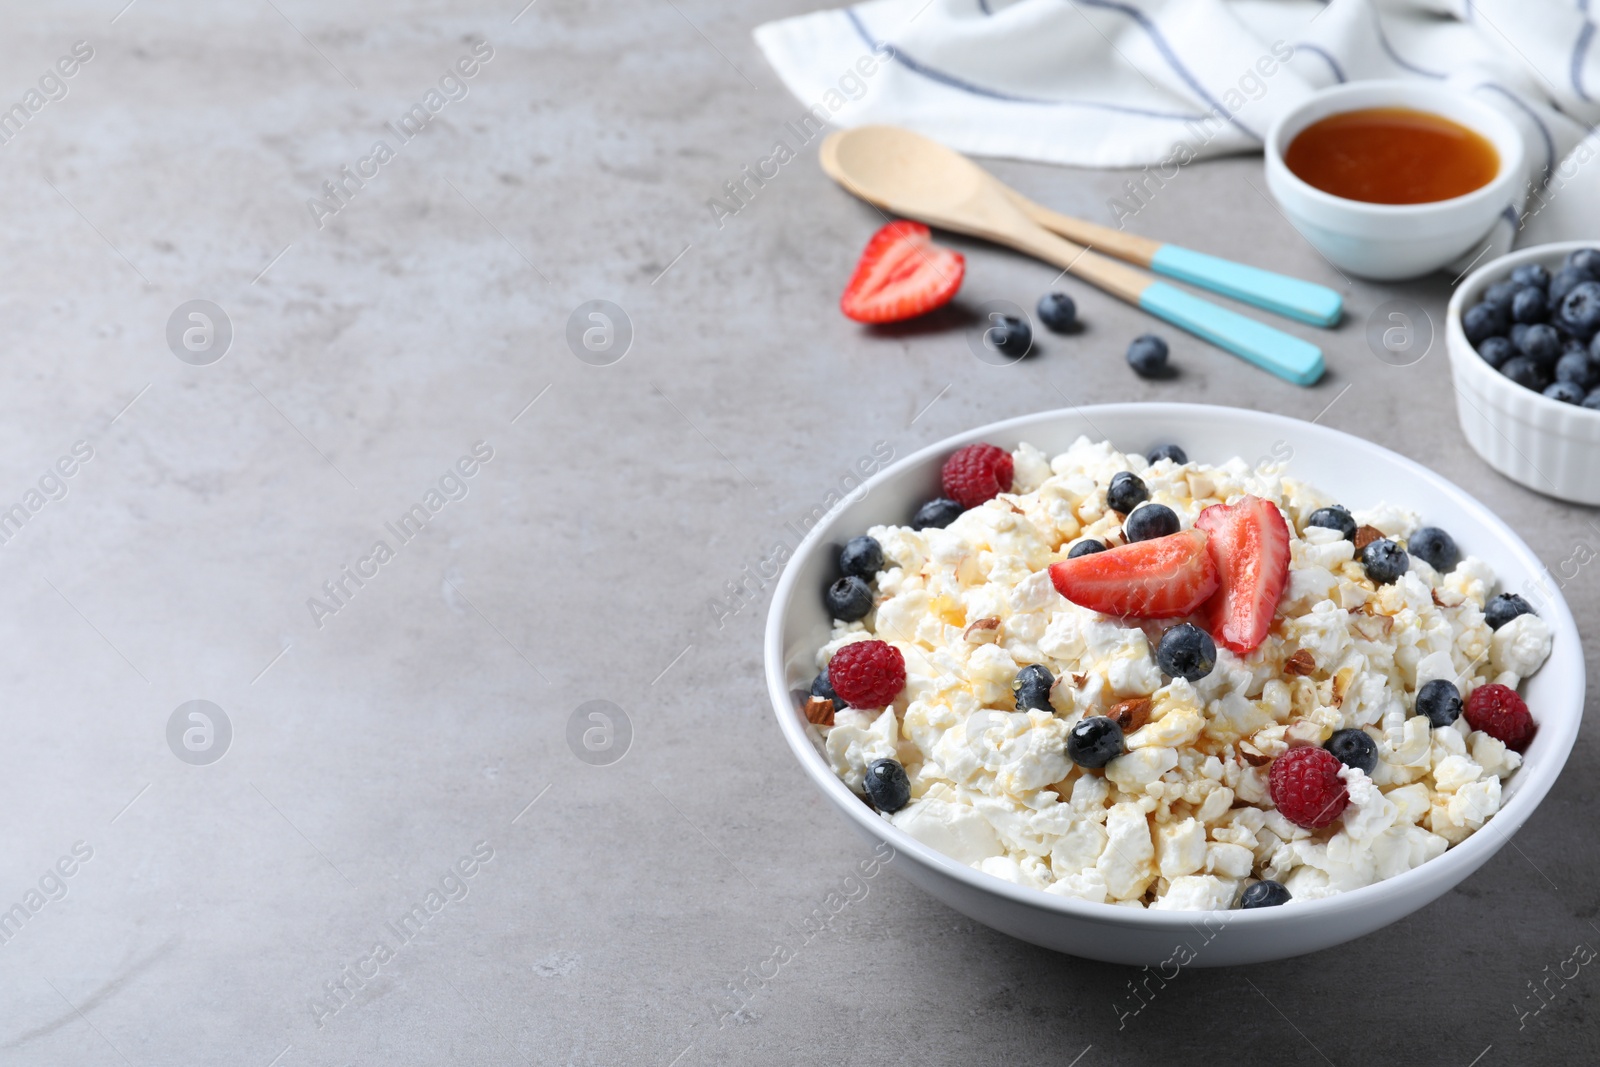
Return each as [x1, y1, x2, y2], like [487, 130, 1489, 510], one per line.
[1449, 240, 1600, 504]
[1265, 81, 1524, 280]
[764, 404, 1583, 966]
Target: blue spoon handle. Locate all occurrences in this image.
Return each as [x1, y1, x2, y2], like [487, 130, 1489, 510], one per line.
[1139, 281, 1326, 386]
[1149, 245, 1343, 327]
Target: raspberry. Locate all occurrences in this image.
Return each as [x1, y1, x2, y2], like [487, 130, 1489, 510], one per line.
[941, 443, 1013, 510]
[826, 640, 906, 709]
[1268, 746, 1349, 829]
[1464, 683, 1535, 751]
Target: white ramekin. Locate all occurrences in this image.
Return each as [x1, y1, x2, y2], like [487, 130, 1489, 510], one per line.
[1265, 81, 1525, 280]
[1449, 240, 1600, 503]
[765, 404, 1583, 966]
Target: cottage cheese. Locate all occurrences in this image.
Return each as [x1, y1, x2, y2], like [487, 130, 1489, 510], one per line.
[813, 438, 1550, 910]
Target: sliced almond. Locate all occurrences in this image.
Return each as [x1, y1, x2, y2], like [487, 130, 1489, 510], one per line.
[1332, 667, 1354, 708]
[963, 617, 1002, 644]
[804, 697, 835, 727]
[1072, 673, 1089, 687]
[1353, 525, 1383, 551]
[1283, 649, 1316, 677]
[1106, 696, 1152, 733]
[1285, 720, 1324, 747]
[1238, 742, 1273, 766]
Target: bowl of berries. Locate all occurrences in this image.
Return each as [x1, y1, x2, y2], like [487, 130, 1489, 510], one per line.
[1450, 240, 1600, 504]
[764, 404, 1583, 966]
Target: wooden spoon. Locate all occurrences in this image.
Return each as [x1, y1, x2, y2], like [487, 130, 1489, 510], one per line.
[820, 125, 1325, 386]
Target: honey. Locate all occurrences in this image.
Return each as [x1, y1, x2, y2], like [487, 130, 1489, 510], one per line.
[1283, 107, 1499, 204]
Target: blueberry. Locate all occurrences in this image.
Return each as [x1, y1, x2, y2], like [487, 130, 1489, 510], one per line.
[1147, 443, 1188, 465]
[1408, 526, 1459, 573]
[1545, 380, 1586, 404]
[1127, 333, 1170, 378]
[1306, 505, 1356, 541]
[1067, 539, 1107, 558]
[1238, 880, 1292, 909]
[1511, 286, 1547, 324]
[1013, 664, 1055, 711]
[1124, 503, 1180, 542]
[1551, 266, 1591, 305]
[1518, 323, 1562, 367]
[839, 535, 884, 579]
[1477, 336, 1514, 369]
[1559, 280, 1600, 339]
[1509, 322, 1532, 350]
[1106, 471, 1149, 514]
[1485, 592, 1534, 631]
[1461, 302, 1507, 344]
[1568, 248, 1600, 278]
[1156, 622, 1217, 682]
[1500, 356, 1548, 391]
[986, 314, 1033, 359]
[911, 497, 963, 530]
[1483, 280, 1523, 311]
[825, 576, 874, 621]
[1360, 538, 1409, 584]
[1066, 715, 1125, 768]
[1586, 389, 1600, 410]
[1037, 292, 1078, 333]
[1324, 728, 1378, 774]
[1512, 263, 1551, 290]
[811, 672, 845, 713]
[863, 758, 910, 813]
[1415, 679, 1462, 727]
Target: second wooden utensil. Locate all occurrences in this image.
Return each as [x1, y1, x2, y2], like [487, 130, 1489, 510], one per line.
[820, 125, 1326, 386]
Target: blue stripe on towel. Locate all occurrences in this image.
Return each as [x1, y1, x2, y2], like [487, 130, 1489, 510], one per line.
[1477, 82, 1557, 178]
[1574, 21, 1595, 102]
[1292, 42, 1347, 84]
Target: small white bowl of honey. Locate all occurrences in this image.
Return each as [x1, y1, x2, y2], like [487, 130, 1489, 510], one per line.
[1265, 81, 1525, 281]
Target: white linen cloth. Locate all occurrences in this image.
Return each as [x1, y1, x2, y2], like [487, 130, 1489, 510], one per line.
[754, 0, 1600, 254]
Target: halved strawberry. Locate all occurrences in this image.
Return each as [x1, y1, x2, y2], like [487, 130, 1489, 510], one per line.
[1194, 495, 1291, 654]
[840, 220, 965, 324]
[1048, 529, 1219, 619]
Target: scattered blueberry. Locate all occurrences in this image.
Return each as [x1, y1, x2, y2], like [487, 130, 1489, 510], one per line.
[1477, 336, 1514, 369]
[1106, 471, 1149, 514]
[1511, 287, 1547, 324]
[1360, 538, 1409, 584]
[911, 497, 963, 530]
[1067, 539, 1107, 558]
[1500, 356, 1548, 391]
[1238, 880, 1291, 909]
[1324, 728, 1378, 774]
[1013, 664, 1055, 711]
[1066, 715, 1125, 768]
[1551, 266, 1591, 305]
[1462, 302, 1506, 344]
[1127, 333, 1170, 378]
[1559, 280, 1600, 339]
[1415, 678, 1462, 727]
[1512, 263, 1551, 290]
[1147, 443, 1188, 465]
[1408, 526, 1459, 573]
[1485, 592, 1534, 631]
[1156, 622, 1217, 682]
[863, 758, 911, 812]
[986, 314, 1033, 359]
[1483, 280, 1523, 311]
[1037, 292, 1078, 333]
[1586, 389, 1600, 410]
[811, 671, 845, 713]
[1518, 323, 1562, 368]
[839, 535, 884, 580]
[1306, 505, 1356, 541]
[1568, 248, 1600, 278]
[1545, 380, 1586, 404]
[1124, 503, 1180, 542]
[825, 576, 874, 621]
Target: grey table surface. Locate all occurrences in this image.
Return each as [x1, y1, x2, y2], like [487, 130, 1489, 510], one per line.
[0, 2, 1595, 1065]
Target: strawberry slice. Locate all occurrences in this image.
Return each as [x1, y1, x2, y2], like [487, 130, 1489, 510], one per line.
[1194, 495, 1291, 654]
[840, 221, 965, 324]
[1048, 529, 1219, 619]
